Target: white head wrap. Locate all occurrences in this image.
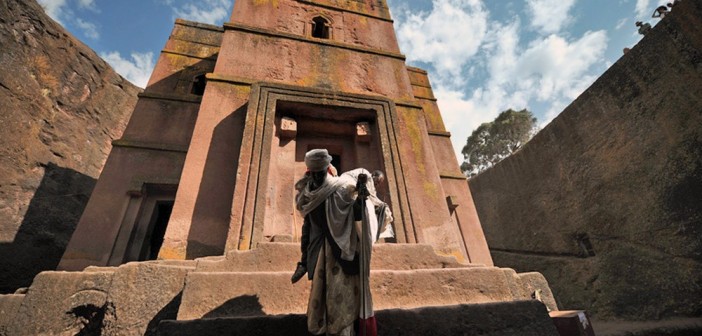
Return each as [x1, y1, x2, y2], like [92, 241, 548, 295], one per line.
[304, 149, 332, 172]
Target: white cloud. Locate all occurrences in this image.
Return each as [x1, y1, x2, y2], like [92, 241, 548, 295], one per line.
[37, 0, 101, 39]
[100, 51, 155, 88]
[170, 0, 233, 25]
[515, 31, 608, 101]
[526, 0, 576, 34]
[75, 18, 99, 39]
[615, 18, 628, 30]
[76, 0, 98, 11]
[37, 0, 68, 23]
[392, 0, 609, 161]
[635, 0, 651, 18]
[393, 0, 488, 87]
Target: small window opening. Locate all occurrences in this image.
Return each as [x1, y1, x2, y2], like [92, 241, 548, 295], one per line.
[311, 17, 330, 39]
[191, 74, 207, 96]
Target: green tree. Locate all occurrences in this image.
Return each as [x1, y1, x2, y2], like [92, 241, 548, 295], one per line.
[461, 109, 538, 178]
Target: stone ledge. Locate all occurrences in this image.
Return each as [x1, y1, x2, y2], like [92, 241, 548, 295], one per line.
[295, 0, 393, 22]
[405, 66, 428, 74]
[112, 139, 189, 153]
[393, 100, 423, 109]
[224, 22, 406, 61]
[138, 91, 203, 104]
[440, 172, 467, 180]
[195, 242, 469, 272]
[161, 48, 218, 60]
[414, 95, 438, 102]
[428, 130, 451, 137]
[175, 18, 224, 32]
[205, 73, 254, 86]
[177, 267, 543, 319]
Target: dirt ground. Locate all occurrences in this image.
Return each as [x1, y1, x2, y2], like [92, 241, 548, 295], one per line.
[591, 318, 702, 336]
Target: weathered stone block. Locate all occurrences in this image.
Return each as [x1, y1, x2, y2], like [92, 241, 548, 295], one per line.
[7, 271, 114, 336]
[177, 267, 536, 320]
[355, 122, 371, 142]
[102, 263, 194, 336]
[0, 294, 24, 335]
[279, 117, 297, 139]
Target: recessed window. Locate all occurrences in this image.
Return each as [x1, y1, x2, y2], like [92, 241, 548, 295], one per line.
[191, 74, 207, 96]
[311, 16, 330, 39]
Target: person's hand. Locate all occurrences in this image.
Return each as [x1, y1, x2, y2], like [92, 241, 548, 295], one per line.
[353, 197, 363, 220]
[291, 263, 307, 284]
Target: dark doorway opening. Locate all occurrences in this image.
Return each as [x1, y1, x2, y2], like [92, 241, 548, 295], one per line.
[143, 201, 174, 260]
[330, 154, 342, 174]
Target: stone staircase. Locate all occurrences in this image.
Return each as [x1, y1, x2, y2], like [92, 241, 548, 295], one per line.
[157, 301, 558, 336]
[0, 243, 560, 335]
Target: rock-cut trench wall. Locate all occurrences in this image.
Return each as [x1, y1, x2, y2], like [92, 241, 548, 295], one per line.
[469, 0, 702, 321]
[0, 0, 140, 293]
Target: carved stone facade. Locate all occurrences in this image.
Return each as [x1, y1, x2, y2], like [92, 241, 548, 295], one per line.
[0, 1, 565, 334]
[58, 0, 492, 271]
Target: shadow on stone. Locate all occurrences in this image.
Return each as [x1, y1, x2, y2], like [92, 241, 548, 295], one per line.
[186, 104, 247, 259]
[202, 294, 265, 319]
[145, 292, 183, 336]
[69, 303, 107, 336]
[0, 162, 96, 293]
[156, 301, 557, 336]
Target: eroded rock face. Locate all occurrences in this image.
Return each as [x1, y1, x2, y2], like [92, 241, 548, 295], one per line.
[0, 0, 140, 293]
[469, 0, 702, 321]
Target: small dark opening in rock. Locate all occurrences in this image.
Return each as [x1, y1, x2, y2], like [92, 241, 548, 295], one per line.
[191, 74, 207, 96]
[576, 233, 596, 257]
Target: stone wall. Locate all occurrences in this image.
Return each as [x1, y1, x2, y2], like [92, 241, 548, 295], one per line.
[0, 0, 140, 292]
[469, 0, 702, 321]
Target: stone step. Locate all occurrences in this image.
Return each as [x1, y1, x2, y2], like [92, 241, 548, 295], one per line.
[194, 242, 475, 272]
[177, 267, 556, 320]
[158, 301, 559, 336]
[0, 294, 25, 332]
[83, 259, 198, 272]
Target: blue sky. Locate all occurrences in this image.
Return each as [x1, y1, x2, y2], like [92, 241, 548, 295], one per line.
[37, 0, 671, 161]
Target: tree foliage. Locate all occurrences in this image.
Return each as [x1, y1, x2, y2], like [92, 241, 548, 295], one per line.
[461, 109, 538, 178]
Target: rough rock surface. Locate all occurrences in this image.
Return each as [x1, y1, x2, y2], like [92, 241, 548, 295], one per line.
[469, 0, 702, 321]
[0, 0, 140, 293]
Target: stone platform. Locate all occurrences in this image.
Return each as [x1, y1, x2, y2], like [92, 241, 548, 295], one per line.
[178, 267, 550, 319]
[177, 243, 555, 319]
[157, 301, 559, 336]
[0, 243, 559, 335]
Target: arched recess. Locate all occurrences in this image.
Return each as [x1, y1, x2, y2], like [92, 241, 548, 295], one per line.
[310, 15, 332, 39]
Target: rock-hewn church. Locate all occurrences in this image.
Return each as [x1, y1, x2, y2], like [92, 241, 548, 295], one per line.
[1, 1, 563, 334]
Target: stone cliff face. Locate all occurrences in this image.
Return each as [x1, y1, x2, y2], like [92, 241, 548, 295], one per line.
[0, 0, 140, 292]
[469, 0, 702, 321]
